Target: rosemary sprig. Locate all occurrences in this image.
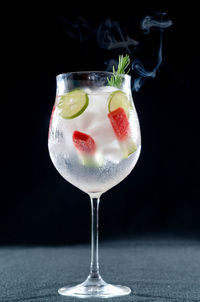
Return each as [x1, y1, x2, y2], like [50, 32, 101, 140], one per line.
[107, 54, 131, 88]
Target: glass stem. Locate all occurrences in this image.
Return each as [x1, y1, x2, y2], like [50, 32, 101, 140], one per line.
[89, 196, 100, 279]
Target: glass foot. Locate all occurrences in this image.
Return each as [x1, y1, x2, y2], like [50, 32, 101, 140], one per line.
[58, 275, 131, 298]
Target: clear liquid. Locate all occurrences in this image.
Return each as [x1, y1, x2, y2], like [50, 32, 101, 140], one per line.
[48, 86, 141, 194]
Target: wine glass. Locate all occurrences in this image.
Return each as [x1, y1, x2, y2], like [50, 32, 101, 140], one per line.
[48, 71, 141, 298]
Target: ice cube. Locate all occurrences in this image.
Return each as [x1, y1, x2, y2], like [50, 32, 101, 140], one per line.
[94, 86, 119, 93]
[103, 140, 123, 163]
[83, 87, 93, 94]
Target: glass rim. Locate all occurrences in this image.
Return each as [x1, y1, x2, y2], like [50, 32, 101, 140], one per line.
[56, 71, 131, 80]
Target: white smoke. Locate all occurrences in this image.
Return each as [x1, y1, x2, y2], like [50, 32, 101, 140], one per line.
[141, 12, 172, 34]
[132, 12, 172, 91]
[59, 13, 172, 91]
[97, 18, 138, 54]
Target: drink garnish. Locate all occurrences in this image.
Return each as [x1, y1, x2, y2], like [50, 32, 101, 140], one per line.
[58, 89, 89, 119]
[108, 107, 137, 157]
[107, 54, 130, 88]
[108, 107, 130, 140]
[72, 131, 103, 167]
[108, 90, 130, 117]
[73, 131, 96, 154]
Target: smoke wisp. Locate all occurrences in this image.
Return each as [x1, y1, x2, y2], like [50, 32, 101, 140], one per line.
[59, 13, 172, 92]
[141, 13, 172, 34]
[97, 19, 139, 55]
[131, 12, 172, 91]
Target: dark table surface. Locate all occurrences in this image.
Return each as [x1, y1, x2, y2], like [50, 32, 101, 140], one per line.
[0, 238, 200, 302]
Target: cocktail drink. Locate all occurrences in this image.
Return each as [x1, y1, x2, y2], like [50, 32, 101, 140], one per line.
[48, 62, 141, 298]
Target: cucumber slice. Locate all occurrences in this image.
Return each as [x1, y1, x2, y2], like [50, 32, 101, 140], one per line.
[119, 137, 137, 158]
[108, 90, 130, 116]
[78, 152, 104, 167]
[58, 89, 89, 119]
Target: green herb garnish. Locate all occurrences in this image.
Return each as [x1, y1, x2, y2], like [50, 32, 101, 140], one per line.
[107, 54, 131, 88]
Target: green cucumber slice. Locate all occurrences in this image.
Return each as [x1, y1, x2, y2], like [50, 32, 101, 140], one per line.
[58, 89, 89, 119]
[78, 152, 104, 167]
[108, 90, 130, 116]
[120, 137, 137, 158]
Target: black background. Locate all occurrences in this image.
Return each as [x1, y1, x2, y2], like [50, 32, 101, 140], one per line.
[1, 9, 200, 245]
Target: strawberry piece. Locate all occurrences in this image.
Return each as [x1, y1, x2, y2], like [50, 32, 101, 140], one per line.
[72, 131, 96, 154]
[108, 107, 130, 141]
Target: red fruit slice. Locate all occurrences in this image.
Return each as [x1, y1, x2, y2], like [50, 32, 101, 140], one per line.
[108, 107, 130, 141]
[108, 107, 137, 158]
[72, 131, 96, 154]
